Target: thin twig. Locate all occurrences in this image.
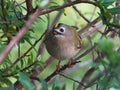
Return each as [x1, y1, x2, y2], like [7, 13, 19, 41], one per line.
[80, 23, 103, 38]
[25, 0, 33, 13]
[89, 7, 97, 21]
[68, 0, 90, 23]
[85, 70, 106, 88]
[59, 73, 85, 87]
[41, 0, 98, 16]
[79, 17, 101, 35]
[75, 44, 97, 60]
[49, 12, 63, 30]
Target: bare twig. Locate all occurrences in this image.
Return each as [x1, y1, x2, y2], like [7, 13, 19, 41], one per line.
[75, 44, 97, 60]
[49, 12, 63, 30]
[89, 7, 97, 21]
[85, 70, 106, 88]
[59, 73, 85, 87]
[41, 0, 98, 16]
[68, 0, 90, 23]
[80, 23, 103, 38]
[79, 17, 101, 34]
[73, 5, 90, 23]
[80, 68, 96, 87]
[25, 0, 33, 13]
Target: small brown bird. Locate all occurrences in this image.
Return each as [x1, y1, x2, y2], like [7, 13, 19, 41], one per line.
[44, 23, 82, 69]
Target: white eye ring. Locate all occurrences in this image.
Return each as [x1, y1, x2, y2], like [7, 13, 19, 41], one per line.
[59, 27, 65, 33]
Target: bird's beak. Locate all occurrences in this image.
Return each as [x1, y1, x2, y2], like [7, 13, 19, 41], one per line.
[53, 29, 62, 35]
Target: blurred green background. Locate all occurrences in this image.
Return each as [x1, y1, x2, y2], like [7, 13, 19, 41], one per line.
[1, 0, 120, 90]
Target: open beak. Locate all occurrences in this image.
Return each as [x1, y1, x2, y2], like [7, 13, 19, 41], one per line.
[53, 29, 62, 35]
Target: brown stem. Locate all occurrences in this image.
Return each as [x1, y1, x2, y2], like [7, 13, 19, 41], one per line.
[41, 0, 98, 16]
[26, 0, 33, 13]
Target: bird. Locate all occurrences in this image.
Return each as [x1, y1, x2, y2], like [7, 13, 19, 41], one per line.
[43, 23, 82, 70]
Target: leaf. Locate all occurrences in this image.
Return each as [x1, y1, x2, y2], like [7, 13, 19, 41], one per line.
[0, 78, 12, 86]
[18, 72, 35, 90]
[48, 5, 59, 9]
[97, 38, 114, 55]
[0, 43, 7, 54]
[97, 76, 110, 89]
[20, 31, 35, 43]
[58, 8, 65, 13]
[0, 87, 13, 90]
[108, 7, 120, 14]
[52, 79, 60, 90]
[41, 80, 48, 90]
[48, 5, 65, 13]
[100, 0, 115, 7]
[50, 2, 59, 5]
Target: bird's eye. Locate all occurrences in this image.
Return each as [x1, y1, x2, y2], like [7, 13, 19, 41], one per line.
[60, 28, 65, 33]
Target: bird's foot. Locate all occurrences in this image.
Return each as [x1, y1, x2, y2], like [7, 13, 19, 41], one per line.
[56, 61, 61, 72]
[67, 58, 74, 68]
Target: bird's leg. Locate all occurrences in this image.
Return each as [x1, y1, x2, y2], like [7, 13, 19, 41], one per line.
[67, 58, 74, 68]
[56, 60, 61, 71]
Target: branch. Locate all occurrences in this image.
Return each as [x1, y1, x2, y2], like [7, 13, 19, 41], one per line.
[2, 30, 46, 74]
[41, 0, 98, 15]
[0, 9, 43, 64]
[79, 17, 101, 34]
[59, 73, 85, 87]
[25, 0, 33, 13]
[80, 23, 103, 39]
[68, 0, 90, 23]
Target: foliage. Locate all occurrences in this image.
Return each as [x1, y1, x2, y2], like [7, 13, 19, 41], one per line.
[96, 38, 120, 89]
[18, 72, 35, 90]
[0, 0, 120, 90]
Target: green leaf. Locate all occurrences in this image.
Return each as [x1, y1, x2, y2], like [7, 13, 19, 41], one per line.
[98, 38, 114, 55]
[0, 78, 12, 86]
[97, 76, 110, 89]
[18, 72, 35, 90]
[52, 79, 60, 90]
[0, 87, 13, 90]
[48, 5, 59, 9]
[108, 7, 120, 14]
[100, 0, 115, 7]
[59, 8, 65, 13]
[41, 80, 48, 90]
[0, 43, 7, 54]
[48, 5, 65, 13]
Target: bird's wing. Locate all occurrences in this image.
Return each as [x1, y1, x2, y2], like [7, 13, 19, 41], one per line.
[74, 30, 82, 49]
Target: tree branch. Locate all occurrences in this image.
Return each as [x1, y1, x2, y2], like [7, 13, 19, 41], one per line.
[0, 9, 43, 64]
